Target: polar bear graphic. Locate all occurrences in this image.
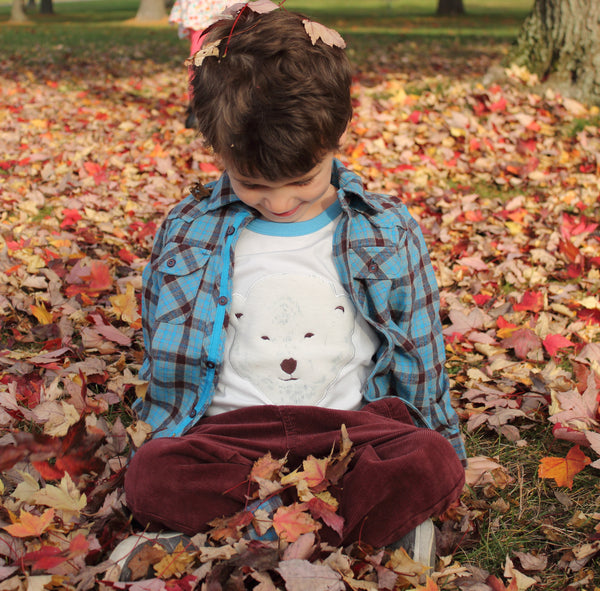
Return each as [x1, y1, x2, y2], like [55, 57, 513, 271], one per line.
[228, 274, 356, 405]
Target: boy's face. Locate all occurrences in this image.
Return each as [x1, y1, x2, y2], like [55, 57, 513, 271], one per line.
[225, 152, 337, 223]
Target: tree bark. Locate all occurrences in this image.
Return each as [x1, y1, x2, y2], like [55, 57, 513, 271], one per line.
[40, 0, 53, 14]
[10, 0, 29, 22]
[135, 0, 167, 22]
[437, 0, 465, 16]
[508, 0, 600, 105]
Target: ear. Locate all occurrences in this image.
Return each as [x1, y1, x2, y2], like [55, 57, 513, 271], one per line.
[213, 152, 225, 169]
[337, 124, 349, 150]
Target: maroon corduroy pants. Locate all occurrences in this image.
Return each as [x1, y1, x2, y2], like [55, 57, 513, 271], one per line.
[124, 398, 464, 547]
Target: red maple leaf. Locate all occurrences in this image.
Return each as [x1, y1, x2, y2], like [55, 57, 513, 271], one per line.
[513, 290, 544, 313]
[61, 208, 82, 229]
[501, 328, 541, 359]
[83, 162, 108, 185]
[306, 497, 344, 538]
[86, 261, 113, 292]
[543, 334, 575, 357]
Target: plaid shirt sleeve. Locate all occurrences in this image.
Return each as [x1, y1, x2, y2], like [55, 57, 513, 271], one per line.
[334, 164, 466, 462]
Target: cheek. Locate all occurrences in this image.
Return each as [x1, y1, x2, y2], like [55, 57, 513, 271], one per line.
[235, 188, 259, 207]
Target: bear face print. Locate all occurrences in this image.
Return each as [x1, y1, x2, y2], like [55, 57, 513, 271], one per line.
[228, 274, 356, 405]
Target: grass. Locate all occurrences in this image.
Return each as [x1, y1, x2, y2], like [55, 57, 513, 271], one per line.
[462, 425, 600, 588]
[0, 0, 533, 63]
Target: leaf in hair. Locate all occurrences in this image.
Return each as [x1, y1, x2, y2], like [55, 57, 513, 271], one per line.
[224, 0, 281, 16]
[184, 40, 221, 67]
[302, 20, 346, 49]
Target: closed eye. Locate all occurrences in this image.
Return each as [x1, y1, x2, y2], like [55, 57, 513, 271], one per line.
[261, 336, 270, 340]
[304, 332, 314, 338]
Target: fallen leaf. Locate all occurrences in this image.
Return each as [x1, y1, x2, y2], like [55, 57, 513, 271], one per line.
[3, 508, 55, 538]
[276, 559, 344, 591]
[538, 445, 592, 489]
[302, 20, 346, 48]
[272, 504, 321, 542]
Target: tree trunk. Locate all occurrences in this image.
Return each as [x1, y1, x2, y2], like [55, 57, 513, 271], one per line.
[27, 0, 36, 10]
[437, 0, 465, 16]
[10, 0, 29, 22]
[40, 0, 53, 14]
[508, 0, 600, 105]
[135, 0, 167, 21]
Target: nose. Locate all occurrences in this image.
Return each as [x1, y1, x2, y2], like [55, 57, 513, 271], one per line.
[281, 358, 297, 375]
[263, 189, 296, 214]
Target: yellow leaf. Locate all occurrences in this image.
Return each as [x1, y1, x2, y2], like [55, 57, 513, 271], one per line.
[505, 221, 523, 236]
[30, 304, 53, 325]
[109, 283, 140, 324]
[579, 296, 600, 310]
[12, 471, 40, 504]
[315, 490, 339, 509]
[32, 473, 87, 523]
[154, 542, 196, 579]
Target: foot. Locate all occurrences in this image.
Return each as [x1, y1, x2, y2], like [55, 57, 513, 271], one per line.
[245, 495, 284, 541]
[388, 518, 436, 571]
[109, 531, 196, 581]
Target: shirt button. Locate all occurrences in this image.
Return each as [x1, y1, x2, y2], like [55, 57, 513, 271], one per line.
[189, 408, 197, 418]
[166, 258, 176, 267]
[225, 226, 235, 236]
[368, 262, 378, 272]
[218, 296, 228, 305]
[206, 360, 216, 369]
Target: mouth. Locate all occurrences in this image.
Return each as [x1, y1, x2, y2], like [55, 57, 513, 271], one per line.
[280, 377, 298, 382]
[269, 204, 302, 218]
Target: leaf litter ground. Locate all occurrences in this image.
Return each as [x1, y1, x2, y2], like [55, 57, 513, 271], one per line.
[0, 35, 599, 590]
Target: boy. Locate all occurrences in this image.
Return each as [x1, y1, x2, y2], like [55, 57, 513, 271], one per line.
[120, 3, 465, 577]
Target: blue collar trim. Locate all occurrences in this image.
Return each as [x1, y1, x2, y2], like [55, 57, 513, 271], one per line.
[247, 200, 342, 237]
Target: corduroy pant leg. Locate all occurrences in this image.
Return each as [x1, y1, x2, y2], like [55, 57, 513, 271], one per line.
[124, 400, 465, 546]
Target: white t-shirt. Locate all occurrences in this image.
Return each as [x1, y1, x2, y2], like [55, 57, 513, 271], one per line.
[209, 201, 379, 414]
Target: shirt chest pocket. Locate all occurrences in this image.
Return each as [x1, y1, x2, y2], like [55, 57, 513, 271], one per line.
[349, 245, 405, 282]
[154, 245, 212, 325]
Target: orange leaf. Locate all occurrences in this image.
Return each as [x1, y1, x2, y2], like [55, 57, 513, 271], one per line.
[280, 455, 329, 491]
[415, 577, 440, 591]
[3, 508, 55, 538]
[538, 445, 591, 489]
[272, 503, 321, 542]
[208, 510, 253, 542]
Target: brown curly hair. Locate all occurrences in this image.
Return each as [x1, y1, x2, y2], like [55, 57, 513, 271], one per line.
[190, 8, 353, 181]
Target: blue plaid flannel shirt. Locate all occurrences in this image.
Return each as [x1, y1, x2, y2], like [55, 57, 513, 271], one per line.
[135, 159, 466, 462]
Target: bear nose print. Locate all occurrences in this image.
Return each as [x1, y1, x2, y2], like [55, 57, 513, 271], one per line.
[281, 358, 297, 375]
